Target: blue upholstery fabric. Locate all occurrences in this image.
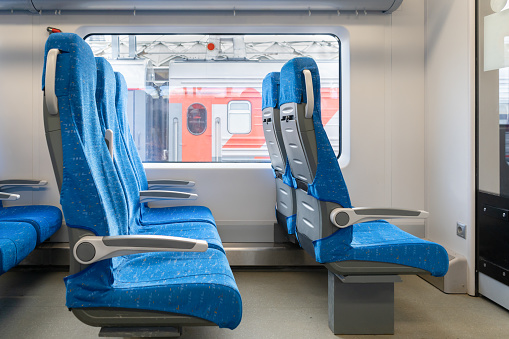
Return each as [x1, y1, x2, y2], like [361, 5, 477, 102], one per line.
[140, 205, 216, 226]
[314, 221, 449, 277]
[0, 205, 62, 244]
[0, 222, 37, 274]
[113, 72, 149, 193]
[95, 59, 222, 249]
[285, 214, 297, 235]
[136, 222, 224, 253]
[113, 71, 216, 227]
[43, 33, 242, 328]
[95, 58, 141, 232]
[280, 57, 449, 277]
[64, 249, 242, 329]
[43, 33, 129, 237]
[262, 72, 280, 110]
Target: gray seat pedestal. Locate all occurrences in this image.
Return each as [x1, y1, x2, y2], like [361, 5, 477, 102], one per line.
[328, 271, 402, 335]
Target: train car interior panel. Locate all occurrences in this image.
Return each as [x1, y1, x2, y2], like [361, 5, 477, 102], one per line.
[1, 0, 509, 337]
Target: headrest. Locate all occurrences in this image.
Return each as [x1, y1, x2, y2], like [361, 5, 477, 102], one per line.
[262, 72, 280, 110]
[279, 57, 321, 120]
[95, 57, 117, 130]
[42, 33, 96, 94]
[114, 72, 128, 134]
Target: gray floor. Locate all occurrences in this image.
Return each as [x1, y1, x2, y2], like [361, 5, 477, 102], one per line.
[1, 268, 509, 339]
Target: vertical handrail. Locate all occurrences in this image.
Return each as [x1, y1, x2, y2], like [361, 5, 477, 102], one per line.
[173, 118, 179, 162]
[215, 117, 221, 162]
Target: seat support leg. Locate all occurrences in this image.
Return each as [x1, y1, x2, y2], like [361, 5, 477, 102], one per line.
[328, 271, 401, 335]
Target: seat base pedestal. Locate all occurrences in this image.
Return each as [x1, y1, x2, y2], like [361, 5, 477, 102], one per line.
[99, 326, 182, 337]
[328, 271, 401, 335]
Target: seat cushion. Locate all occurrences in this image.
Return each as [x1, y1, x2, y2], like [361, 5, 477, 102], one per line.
[0, 222, 38, 274]
[312, 221, 449, 277]
[134, 221, 224, 253]
[64, 249, 242, 329]
[141, 205, 216, 226]
[0, 205, 62, 244]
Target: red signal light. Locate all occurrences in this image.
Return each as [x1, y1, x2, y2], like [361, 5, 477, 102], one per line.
[207, 43, 215, 51]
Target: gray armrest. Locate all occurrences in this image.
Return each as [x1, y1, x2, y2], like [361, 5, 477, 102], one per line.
[148, 179, 195, 187]
[0, 192, 20, 201]
[330, 207, 429, 228]
[0, 180, 47, 187]
[140, 190, 197, 202]
[73, 235, 208, 265]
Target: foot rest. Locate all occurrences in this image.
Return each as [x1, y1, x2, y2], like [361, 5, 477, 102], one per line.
[419, 246, 467, 293]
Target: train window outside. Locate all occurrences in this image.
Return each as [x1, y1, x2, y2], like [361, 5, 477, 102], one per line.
[187, 103, 207, 135]
[84, 34, 341, 163]
[228, 101, 251, 134]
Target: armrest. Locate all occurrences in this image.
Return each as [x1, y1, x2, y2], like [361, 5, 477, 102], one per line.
[0, 180, 48, 187]
[330, 207, 429, 228]
[147, 179, 195, 188]
[140, 190, 197, 202]
[0, 192, 20, 201]
[73, 235, 208, 265]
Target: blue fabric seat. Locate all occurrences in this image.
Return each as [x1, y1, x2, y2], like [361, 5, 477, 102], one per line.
[42, 32, 242, 329]
[0, 204, 62, 244]
[113, 70, 215, 227]
[0, 221, 37, 274]
[279, 57, 448, 277]
[65, 249, 242, 329]
[261, 72, 297, 235]
[94, 57, 222, 251]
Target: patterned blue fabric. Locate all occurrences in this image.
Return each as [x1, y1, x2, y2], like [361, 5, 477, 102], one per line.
[262, 72, 280, 110]
[136, 222, 224, 253]
[43, 33, 242, 327]
[0, 222, 37, 274]
[141, 205, 216, 226]
[285, 214, 297, 235]
[64, 249, 242, 329]
[280, 57, 449, 277]
[0, 205, 62, 243]
[314, 221, 449, 277]
[113, 71, 216, 227]
[282, 157, 297, 189]
[95, 58, 141, 233]
[43, 33, 129, 237]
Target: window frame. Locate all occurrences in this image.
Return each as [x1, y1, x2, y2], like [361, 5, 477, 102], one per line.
[79, 26, 351, 168]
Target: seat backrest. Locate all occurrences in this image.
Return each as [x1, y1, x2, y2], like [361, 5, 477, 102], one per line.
[279, 57, 352, 251]
[114, 72, 149, 193]
[95, 57, 142, 232]
[261, 72, 297, 233]
[42, 33, 129, 238]
[262, 72, 286, 173]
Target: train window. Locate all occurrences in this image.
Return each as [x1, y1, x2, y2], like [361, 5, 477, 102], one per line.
[228, 101, 252, 134]
[187, 103, 207, 135]
[84, 34, 341, 163]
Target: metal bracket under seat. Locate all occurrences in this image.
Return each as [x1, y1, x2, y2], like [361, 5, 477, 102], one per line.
[328, 271, 402, 335]
[325, 260, 429, 335]
[73, 307, 215, 327]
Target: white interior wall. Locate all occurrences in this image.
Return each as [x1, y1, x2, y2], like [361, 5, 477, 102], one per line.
[0, 3, 430, 249]
[424, 0, 476, 295]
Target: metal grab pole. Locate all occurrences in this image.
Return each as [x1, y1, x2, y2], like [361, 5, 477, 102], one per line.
[215, 117, 221, 162]
[173, 118, 178, 161]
